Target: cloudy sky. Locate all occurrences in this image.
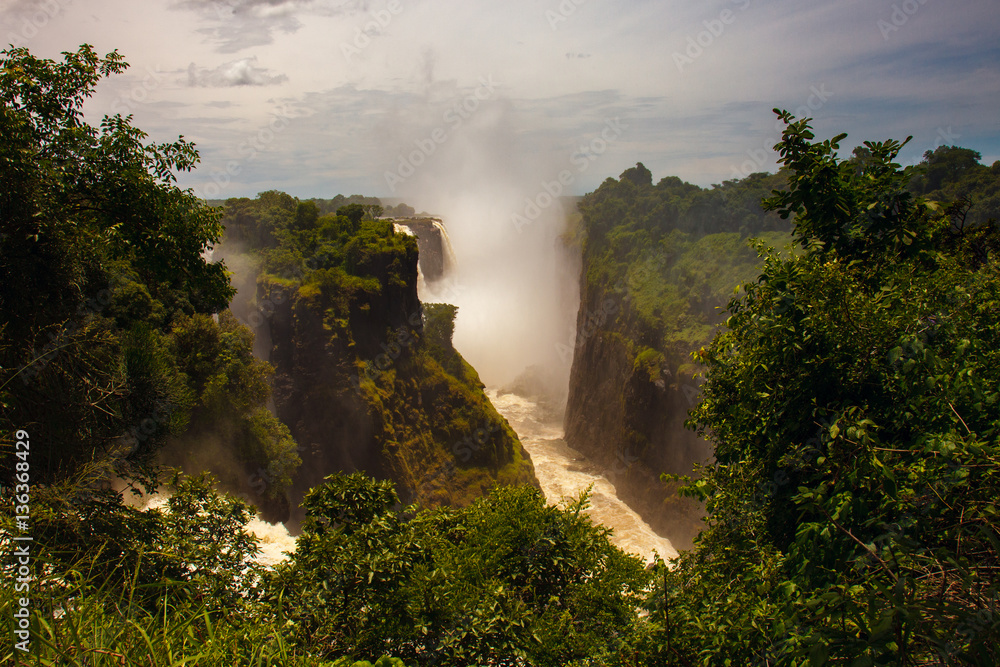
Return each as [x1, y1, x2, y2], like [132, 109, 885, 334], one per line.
[4, 0, 1000, 203]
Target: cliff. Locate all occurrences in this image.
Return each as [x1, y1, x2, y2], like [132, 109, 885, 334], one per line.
[563, 165, 791, 548]
[218, 192, 536, 529]
[390, 217, 456, 284]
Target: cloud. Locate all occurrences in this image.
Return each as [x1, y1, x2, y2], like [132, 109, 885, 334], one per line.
[187, 56, 288, 86]
[174, 0, 374, 52]
[25, 0, 990, 198]
[175, 0, 311, 19]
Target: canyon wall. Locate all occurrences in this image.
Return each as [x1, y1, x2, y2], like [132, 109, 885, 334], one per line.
[218, 194, 537, 529]
[563, 165, 791, 548]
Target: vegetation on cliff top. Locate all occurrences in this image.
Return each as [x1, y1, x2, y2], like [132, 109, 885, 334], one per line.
[578, 161, 793, 377]
[218, 190, 534, 509]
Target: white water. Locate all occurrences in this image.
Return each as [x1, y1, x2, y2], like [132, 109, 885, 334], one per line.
[241, 389, 679, 567]
[128, 385, 676, 568]
[245, 516, 297, 566]
[489, 390, 678, 563]
[431, 219, 459, 274]
[130, 492, 296, 567]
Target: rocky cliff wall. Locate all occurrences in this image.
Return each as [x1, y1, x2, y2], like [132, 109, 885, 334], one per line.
[257, 230, 536, 531]
[562, 165, 792, 549]
[564, 281, 709, 548]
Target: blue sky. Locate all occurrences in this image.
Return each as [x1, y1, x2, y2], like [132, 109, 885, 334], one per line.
[3, 0, 999, 203]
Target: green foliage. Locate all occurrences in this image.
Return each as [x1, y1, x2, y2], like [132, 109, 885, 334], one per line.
[2, 471, 652, 666]
[0, 475, 410, 666]
[360, 336, 524, 485]
[386, 202, 417, 217]
[0, 44, 240, 486]
[221, 189, 529, 507]
[166, 310, 300, 499]
[294, 200, 320, 230]
[580, 163, 792, 377]
[0, 43, 299, 524]
[338, 202, 367, 227]
[423, 302, 460, 375]
[333, 659, 408, 667]
[904, 145, 1000, 235]
[3, 473, 262, 610]
[652, 111, 1000, 664]
[633, 346, 664, 382]
[268, 474, 651, 666]
[568, 162, 794, 551]
[221, 191, 417, 286]
[423, 303, 458, 350]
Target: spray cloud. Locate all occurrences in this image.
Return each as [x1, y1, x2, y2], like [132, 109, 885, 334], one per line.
[376, 74, 580, 396]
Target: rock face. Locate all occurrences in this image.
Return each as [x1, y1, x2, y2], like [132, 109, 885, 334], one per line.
[258, 227, 536, 531]
[560, 164, 790, 549]
[564, 282, 709, 549]
[391, 218, 456, 284]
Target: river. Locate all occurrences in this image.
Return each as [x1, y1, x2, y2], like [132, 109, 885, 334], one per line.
[247, 388, 679, 566]
[488, 389, 677, 563]
[150, 389, 679, 568]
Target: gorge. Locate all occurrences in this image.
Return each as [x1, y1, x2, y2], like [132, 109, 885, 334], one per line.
[9, 42, 1000, 663]
[207, 191, 687, 561]
[184, 152, 804, 560]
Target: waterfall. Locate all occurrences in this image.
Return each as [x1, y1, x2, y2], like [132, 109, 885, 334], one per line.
[203, 246, 221, 325]
[432, 220, 459, 275]
[394, 222, 430, 296]
[393, 218, 459, 302]
[392, 222, 415, 237]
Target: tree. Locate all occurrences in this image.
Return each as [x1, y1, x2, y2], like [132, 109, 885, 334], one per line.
[649, 111, 1000, 664]
[363, 203, 384, 220]
[294, 200, 321, 230]
[621, 162, 653, 187]
[912, 145, 983, 194]
[0, 44, 234, 485]
[423, 303, 458, 352]
[267, 473, 651, 666]
[337, 203, 367, 228]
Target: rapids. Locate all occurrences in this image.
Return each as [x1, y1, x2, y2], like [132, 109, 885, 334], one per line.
[489, 389, 678, 563]
[132, 492, 296, 567]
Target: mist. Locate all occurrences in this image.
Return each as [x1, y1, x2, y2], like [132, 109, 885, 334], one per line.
[375, 81, 581, 397]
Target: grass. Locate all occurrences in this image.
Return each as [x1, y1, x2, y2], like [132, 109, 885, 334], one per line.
[0, 549, 404, 666]
[2, 552, 296, 666]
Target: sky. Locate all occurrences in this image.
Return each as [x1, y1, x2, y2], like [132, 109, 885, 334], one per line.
[3, 0, 999, 203]
[4, 0, 1000, 388]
